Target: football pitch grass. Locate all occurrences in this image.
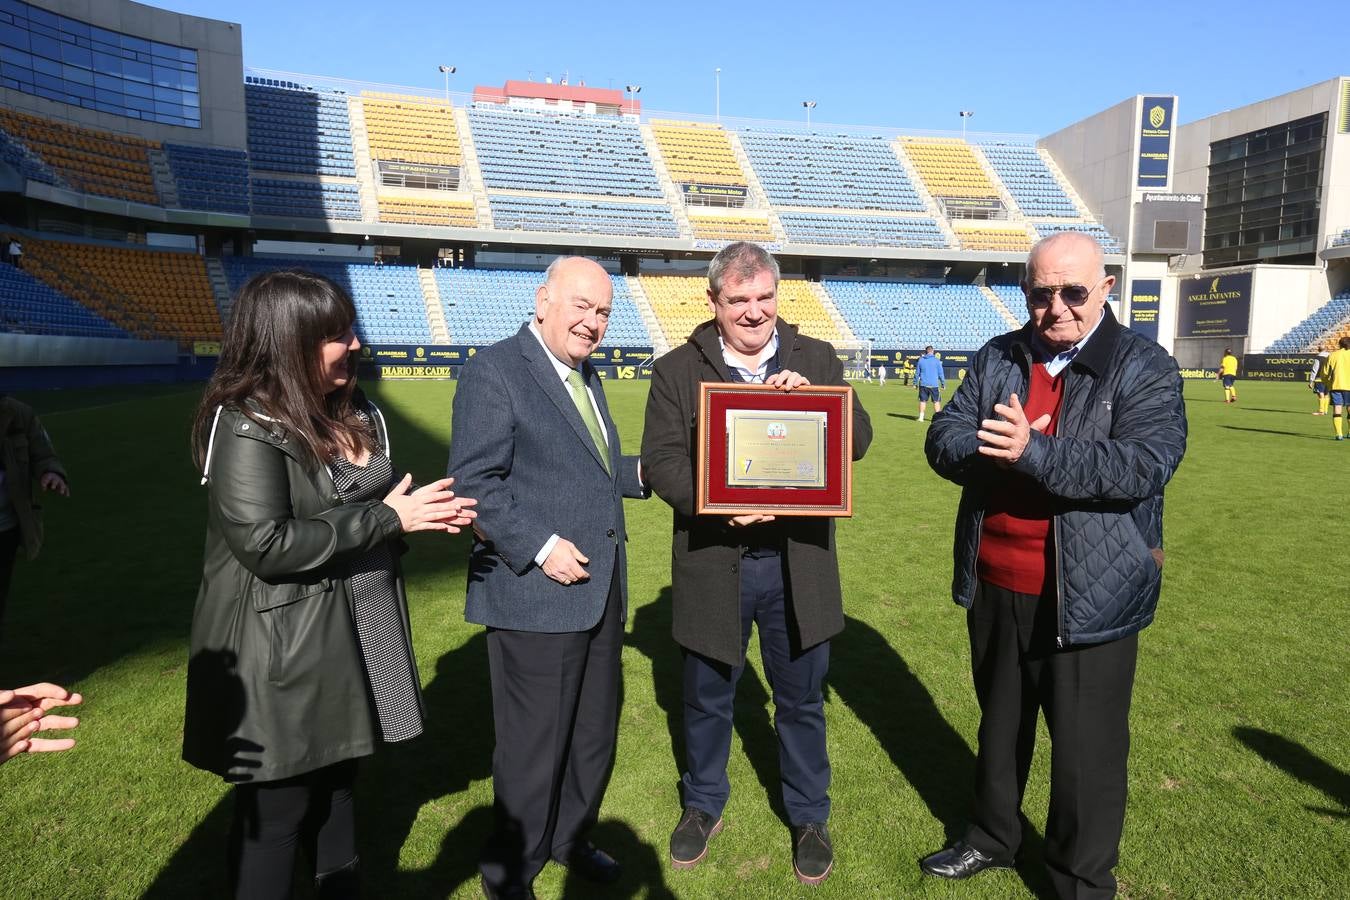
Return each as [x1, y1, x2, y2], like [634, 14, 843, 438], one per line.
[0, 378, 1345, 899]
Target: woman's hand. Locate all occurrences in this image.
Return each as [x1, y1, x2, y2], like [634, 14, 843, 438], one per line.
[383, 475, 479, 534]
[1, 683, 82, 765]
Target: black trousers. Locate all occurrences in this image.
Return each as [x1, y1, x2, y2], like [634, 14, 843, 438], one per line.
[0, 526, 20, 641]
[965, 581, 1138, 900]
[227, 758, 359, 900]
[480, 570, 623, 892]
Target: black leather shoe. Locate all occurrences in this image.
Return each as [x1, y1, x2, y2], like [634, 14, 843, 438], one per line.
[670, 806, 723, 869]
[919, 840, 1013, 879]
[480, 875, 536, 900]
[791, 822, 834, 885]
[554, 841, 621, 885]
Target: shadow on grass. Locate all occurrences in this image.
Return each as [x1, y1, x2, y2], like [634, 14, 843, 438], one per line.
[0, 382, 468, 689]
[560, 818, 676, 899]
[1233, 726, 1350, 819]
[1219, 425, 1330, 440]
[887, 412, 923, 421]
[1239, 406, 1321, 415]
[830, 616, 1054, 898]
[628, 588, 792, 828]
[145, 631, 496, 898]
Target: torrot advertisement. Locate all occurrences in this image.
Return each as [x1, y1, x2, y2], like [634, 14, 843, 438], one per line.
[1128, 279, 1161, 342]
[1176, 272, 1252, 338]
[1137, 96, 1174, 188]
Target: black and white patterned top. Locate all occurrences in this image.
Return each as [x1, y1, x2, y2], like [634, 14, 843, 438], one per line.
[330, 446, 424, 743]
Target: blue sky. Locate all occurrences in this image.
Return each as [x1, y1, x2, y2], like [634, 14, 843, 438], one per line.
[159, 0, 1347, 136]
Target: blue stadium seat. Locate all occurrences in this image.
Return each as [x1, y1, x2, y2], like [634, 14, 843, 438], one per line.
[778, 212, 950, 249]
[0, 265, 127, 339]
[738, 131, 925, 212]
[223, 257, 430, 343]
[434, 268, 651, 347]
[979, 143, 1079, 217]
[245, 81, 356, 177]
[1032, 222, 1123, 254]
[823, 279, 1007, 349]
[469, 106, 664, 198]
[164, 143, 250, 215]
[488, 195, 678, 238]
[1267, 290, 1350, 351]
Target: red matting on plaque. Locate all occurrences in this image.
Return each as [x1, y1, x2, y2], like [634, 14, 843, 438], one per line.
[697, 383, 853, 516]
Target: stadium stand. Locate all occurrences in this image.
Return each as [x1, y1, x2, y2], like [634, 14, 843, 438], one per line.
[980, 143, 1079, 217]
[433, 268, 649, 346]
[488, 195, 678, 237]
[953, 223, 1035, 252]
[223, 256, 430, 343]
[641, 274, 843, 346]
[641, 274, 715, 346]
[900, 137, 1000, 199]
[650, 120, 747, 186]
[824, 279, 1009, 348]
[244, 79, 356, 177]
[777, 280, 845, 344]
[251, 178, 361, 220]
[362, 93, 462, 166]
[23, 238, 217, 342]
[0, 263, 127, 339]
[688, 214, 776, 243]
[469, 106, 664, 198]
[0, 125, 60, 186]
[0, 108, 159, 204]
[378, 196, 478, 227]
[988, 283, 1028, 316]
[777, 212, 949, 249]
[737, 132, 926, 211]
[1032, 221, 1124, 254]
[1333, 229, 1350, 248]
[433, 267, 535, 345]
[1266, 290, 1350, 351]
[162, 144, 250, 214]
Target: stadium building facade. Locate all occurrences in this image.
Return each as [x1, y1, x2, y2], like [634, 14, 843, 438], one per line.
[0, 0, 1347, 387]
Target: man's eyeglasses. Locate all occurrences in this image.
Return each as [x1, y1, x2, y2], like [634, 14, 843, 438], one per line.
[1025, 277, 1107, 309]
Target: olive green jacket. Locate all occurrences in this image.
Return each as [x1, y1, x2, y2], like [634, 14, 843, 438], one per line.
[0, 396, 68, 560]
[182, 401, 420, 783]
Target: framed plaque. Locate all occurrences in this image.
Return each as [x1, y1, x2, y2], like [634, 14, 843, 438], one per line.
[696, 382, 855, 517]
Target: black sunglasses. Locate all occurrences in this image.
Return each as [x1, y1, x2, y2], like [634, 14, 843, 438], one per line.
[1025, 277, 1106, 309]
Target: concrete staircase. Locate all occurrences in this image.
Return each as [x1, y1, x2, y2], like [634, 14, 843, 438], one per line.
[147, 148, 180, 208]
[981, 284, 1023, 329]
[453, 107, 492, 228]
[892, 139, 960, 249]
[637, 124, 692, 239]
[418, 268, 450, 343]
[808, 281, 855, 341]
[725, 131, 786, 241]
[1038, 148, 1092, 221]
[205, 257, 233, 324]
[624, 275, 670, 355]
[968, 143, 1025, 221]
[346, 97, 379, 222]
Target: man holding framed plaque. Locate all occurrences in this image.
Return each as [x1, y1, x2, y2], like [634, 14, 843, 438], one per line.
[641, 242, 871, 886]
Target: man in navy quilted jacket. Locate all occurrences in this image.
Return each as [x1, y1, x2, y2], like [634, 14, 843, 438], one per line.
[920, 232, 1187, 899]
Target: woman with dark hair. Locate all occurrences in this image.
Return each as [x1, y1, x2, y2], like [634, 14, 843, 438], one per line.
[182, 269, 476, 899]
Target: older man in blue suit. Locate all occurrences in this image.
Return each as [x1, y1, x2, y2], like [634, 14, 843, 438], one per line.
[449, 256, 647, 900]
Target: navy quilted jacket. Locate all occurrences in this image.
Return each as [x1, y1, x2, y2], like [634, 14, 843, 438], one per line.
[925, 308, 1187, 646]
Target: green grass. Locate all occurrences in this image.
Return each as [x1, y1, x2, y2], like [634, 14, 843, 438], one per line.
[0, 378, 1346, 898]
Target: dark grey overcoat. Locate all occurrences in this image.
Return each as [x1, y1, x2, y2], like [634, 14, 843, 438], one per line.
[642, 319, 872, 667]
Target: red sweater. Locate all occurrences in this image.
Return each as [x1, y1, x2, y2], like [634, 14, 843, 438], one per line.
[977, 364, 1065, 595]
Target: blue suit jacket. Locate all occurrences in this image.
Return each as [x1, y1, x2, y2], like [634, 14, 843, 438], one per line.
[448, 324, 646, 633]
